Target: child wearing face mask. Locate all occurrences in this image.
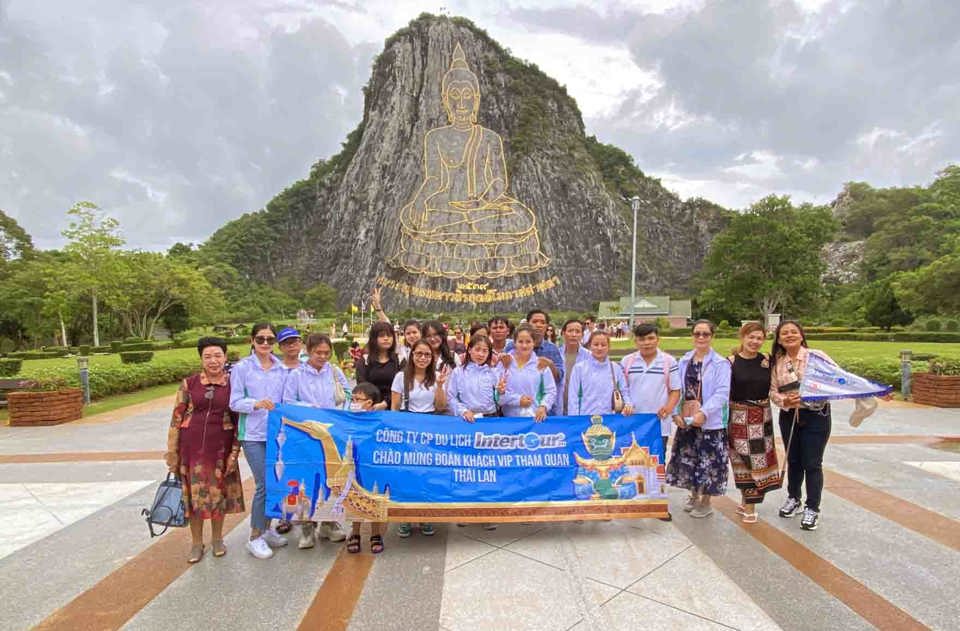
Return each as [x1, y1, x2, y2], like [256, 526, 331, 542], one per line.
[345, 383, 387, 553]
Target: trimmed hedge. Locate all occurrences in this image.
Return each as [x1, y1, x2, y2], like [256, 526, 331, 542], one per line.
[110, 341, 123, 352]
[0, 358, 23, 377]
[78, 345, 92, 355]
[121, 342, 155, 352]
[7, 351, 68, 360]
[120, 351, 154, 364]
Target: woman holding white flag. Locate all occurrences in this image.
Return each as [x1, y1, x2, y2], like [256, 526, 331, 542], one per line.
[769, 320, 834, 532]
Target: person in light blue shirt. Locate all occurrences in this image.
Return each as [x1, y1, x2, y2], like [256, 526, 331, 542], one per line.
[504, 310, 564, 413]
[558, 319, 592, 415]
[446, 334, 503, 531]
[229, 322, 289, 560]
[565, 330, 634, 416]
[500, 324, 557, 421]
[446, 334, 503, 420]
[280, 333, 350, 548]
[282, 334, 350, 410]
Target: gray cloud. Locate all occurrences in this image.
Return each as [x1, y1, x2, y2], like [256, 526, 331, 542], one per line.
[0, 1, 373, 249]
[511, 0, 960, 207]
[2, 0, 957, 249]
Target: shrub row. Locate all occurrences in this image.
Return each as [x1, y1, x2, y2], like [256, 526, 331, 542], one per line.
[19, 355, 200, 399]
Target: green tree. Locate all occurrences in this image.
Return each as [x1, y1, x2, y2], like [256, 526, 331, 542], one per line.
[61, 202, 124, 346]
[0, 209, 34, 266]
[893, 253, 960, 315]
[697, 196, 836, 321]
[105, 252, 225, 339]
[862, 278, 913, 329]
[303, 282, 338, 313]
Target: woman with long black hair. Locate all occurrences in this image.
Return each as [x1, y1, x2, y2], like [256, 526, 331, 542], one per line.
[769, 320, 836, 531]
[355, 321, 399, 410]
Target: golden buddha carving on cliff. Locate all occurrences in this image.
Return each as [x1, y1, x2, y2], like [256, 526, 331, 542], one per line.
[389, 43, 549, 279]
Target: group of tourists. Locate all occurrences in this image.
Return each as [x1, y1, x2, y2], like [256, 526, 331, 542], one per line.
[164, 300, 837, 564]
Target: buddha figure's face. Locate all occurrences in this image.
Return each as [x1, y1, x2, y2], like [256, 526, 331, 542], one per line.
[444, 79, 478, 128]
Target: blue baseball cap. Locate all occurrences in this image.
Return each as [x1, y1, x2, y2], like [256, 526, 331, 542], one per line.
[277, 327, 301, 344]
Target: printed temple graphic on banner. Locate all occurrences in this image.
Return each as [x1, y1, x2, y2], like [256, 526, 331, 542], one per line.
[388, 42, 549, 280]
[266, 405, 669, 524]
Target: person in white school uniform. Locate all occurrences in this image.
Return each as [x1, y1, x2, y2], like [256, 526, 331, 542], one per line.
[499, 324, 557, 421]
[620, 323, 681, 458]
[565, 330, 634, 416]
[446, 335, 502, 422]
[390, 339, 448, 538]
[281, 333, 350, 548]
[446, 334, 502, 531]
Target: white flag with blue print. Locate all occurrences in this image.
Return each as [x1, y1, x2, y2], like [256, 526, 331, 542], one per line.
[800, 352, 893, 402]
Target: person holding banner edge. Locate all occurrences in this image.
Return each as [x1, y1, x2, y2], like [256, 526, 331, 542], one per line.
[769, 320, 834, 531]
[229, 322, 289, 559]
[666, 319, 731, 519]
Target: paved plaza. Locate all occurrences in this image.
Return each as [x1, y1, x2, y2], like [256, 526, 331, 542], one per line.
[0, 397, 957, 630]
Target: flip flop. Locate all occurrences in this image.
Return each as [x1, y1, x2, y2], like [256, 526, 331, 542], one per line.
[212, 540, 227, 557]
[741, 512, 759, 524]
[188, 544, 205, 563]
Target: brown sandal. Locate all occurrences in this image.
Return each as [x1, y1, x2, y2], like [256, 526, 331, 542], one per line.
[346, 534, 361, 554]
[188, 544, 205, 563]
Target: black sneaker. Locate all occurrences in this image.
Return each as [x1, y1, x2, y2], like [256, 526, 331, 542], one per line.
[779, 497, 802, 518]
[800, 508, 820, 530]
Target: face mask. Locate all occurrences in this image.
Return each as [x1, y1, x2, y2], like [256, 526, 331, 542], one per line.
[349, 402, 365, 412]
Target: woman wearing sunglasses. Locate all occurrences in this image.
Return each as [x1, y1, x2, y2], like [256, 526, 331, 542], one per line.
[229, 322, 289, 559]
[666, 319, 731, 519]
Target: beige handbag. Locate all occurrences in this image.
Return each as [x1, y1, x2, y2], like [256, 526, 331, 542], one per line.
[610, 363, 624, 413]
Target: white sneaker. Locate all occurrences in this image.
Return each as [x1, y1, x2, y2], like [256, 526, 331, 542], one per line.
[318, 521, 347, 542]
[246, 536, 274, 559]
[262, 528, 288, 548]
[298, 523, 316, 549]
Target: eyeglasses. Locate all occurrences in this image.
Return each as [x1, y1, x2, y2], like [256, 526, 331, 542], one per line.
[692, 332, 713, 338]
[413, 351, 433, 359]
[254, 336, 277, 345]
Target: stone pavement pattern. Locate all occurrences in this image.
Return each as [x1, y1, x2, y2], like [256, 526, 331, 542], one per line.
[0, 396, 957, 630]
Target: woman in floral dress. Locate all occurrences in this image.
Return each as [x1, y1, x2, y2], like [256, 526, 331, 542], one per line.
[166, 337, 245, 563]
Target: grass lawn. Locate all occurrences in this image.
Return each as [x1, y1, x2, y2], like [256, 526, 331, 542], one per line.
[608, 337, 960, 361]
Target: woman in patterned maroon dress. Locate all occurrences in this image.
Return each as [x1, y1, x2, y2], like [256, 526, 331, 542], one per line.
[165, 337, 245, 563]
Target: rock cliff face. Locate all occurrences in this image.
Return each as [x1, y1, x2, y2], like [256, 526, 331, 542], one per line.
[204, 15, 729, 310]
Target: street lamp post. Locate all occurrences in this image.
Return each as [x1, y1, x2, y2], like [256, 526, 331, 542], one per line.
[630, 196, 640, 327]
[76, 356, 91, 405]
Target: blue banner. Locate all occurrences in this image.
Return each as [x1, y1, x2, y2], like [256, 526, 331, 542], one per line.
[266, 405, 668, 522]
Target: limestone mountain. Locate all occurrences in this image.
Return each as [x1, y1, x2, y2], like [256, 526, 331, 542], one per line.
[202, 14, 730, 310]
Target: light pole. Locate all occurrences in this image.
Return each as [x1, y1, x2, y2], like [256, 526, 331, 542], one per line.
[630, 196, 640, 327]
[76, 356, 91, 405]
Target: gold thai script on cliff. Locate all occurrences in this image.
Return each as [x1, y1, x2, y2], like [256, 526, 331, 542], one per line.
[377, 276, 559, 304]
[456, 282, 489, 293]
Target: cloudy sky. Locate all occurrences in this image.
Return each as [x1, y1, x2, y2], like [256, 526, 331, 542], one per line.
[2, 0, 958, 250]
